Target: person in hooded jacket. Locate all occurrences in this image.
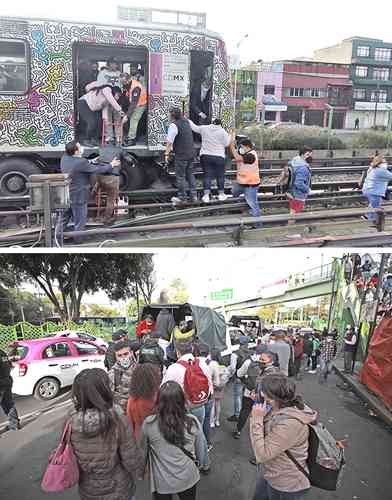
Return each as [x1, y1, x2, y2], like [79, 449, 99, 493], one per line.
[362, 155, 392, 225]
[155, 308, 176, 341]
[250, 373, 317, 500]
[278, 146, 313, 225]
[108, 340, 138, 414]
[69, 368, 144, 500]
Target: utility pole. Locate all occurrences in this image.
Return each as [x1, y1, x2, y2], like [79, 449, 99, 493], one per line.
[374, 82, 381, 127]
[233, 34, 249, 129]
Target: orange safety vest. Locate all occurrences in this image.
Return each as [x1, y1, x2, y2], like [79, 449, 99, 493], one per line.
[237, 150, 260, 185]
[127, 80, 147, 106]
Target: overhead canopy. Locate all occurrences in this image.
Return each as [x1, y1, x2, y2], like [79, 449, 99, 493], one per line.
[190, 304, 227, 350]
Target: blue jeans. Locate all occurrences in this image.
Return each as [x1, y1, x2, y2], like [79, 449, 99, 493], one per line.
[201, 155, 226, 193]
[366, 194, 382, 222]
[175, 158, 197, 200]
[233, 379, 243, 418]
[189, 405, 210, 469]
[254, 477, 309, 500]
[318, 358, 331, 383]
[203, 398, 213, 444]
[232, 183, 262, 220]
[61, 204, 88, 232]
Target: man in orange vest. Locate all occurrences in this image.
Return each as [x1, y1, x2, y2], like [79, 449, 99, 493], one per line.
[229, 137, 262, 228]
[121, 70, 147, 146]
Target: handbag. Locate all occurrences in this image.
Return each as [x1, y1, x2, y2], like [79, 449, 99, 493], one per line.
[41, 420, 79, 492]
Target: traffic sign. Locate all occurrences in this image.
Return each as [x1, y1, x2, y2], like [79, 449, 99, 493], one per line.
[210, 289, 233, 301]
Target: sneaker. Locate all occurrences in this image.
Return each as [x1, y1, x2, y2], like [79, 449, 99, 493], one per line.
[227, 415, 238, 422]
[207, 443, 213, 452]
[308, 370, 317, 374]
[210, 422, 215, 428]
[215, 421, 220, 427]
[218, 193, 227, 202]
[361, 215, 368, 221]
[249, 457, 257, 466]
[202, 193, 211, 203]
[199, 466, 211, 475]
[171, 196, 184, 206]
[232, 431, 241, 439]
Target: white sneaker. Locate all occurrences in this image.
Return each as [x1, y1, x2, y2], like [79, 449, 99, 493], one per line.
[215, 421, 220, 427]
[218, 193, 227, 202]
[202, 193, 211, 203]
[308, 370, 317, 374]
[171, 196, 183, 205]
[210, 422, 215, 428]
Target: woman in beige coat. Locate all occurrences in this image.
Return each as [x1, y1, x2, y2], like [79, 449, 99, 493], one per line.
[250, 373, 318, 500]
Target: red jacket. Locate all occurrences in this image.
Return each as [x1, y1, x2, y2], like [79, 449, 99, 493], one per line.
[127, 394, 157, 440]
[293, 338, 304, 359]
[136, 319, 156, 338]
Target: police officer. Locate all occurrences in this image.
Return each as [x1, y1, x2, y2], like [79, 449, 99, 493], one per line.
[104, 329, 129, 371]
[0, 347, 20, 431]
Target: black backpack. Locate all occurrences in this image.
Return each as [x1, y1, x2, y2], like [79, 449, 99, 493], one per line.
[139, 342, 164, 366]
[241, 360, 263, 391]
[236, 347, 252, 371]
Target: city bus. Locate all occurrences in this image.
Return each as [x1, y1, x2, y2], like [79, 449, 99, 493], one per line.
[0, 7, 234, 197]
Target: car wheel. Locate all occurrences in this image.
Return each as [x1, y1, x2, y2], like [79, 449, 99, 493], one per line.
[34, 377, 60, 401]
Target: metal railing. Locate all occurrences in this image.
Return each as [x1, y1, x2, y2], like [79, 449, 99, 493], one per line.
[286, 262, 333, 289]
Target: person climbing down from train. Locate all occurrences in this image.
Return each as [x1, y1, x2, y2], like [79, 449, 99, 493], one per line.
[277, 146, 313, 226]
[229, 137, 262, 228]
[187, 118, 231, 203]
[165, 107, 198, 206]
[79, 83, 125, 147]
[122, 69, 148, 147]
[361, 155, 392, 227]
[58, 141, 120, 240]
[97, 57, 121, 87]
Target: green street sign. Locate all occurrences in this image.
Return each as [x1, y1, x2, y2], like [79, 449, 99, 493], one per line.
[210, 288, 234, 301]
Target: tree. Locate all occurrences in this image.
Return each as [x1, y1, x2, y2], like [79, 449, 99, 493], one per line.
[0, 254, 154, 321]
[135, 257, 156, 304]
[166, 278, 189, 303]
[126, 297, 146, 320]
[81, 304, 121, 317]
[257, 304, 279, 324]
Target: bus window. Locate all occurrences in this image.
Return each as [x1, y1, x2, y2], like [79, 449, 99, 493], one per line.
[0, 40, 29, 94]
[189, 51, 214, 126]
[74, 44, 148, 147]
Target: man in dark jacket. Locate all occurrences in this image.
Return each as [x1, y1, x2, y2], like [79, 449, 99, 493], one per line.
[104, 329, 129, 371]
[165, 107, 196, 205]
[190, 74, 212, 125]
[138, 332, 165, 372]
[58, 141, 120, 237]
[155, 308, 176, 341]
[0, 348, 20, 431]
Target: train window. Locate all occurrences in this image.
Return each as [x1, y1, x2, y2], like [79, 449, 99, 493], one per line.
[0, 39, 29, 95]
[189, 51, 214, 126]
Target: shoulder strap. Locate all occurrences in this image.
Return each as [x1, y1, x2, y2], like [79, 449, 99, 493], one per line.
[285, 450, 310, 481]
[114, 368, 122, 391]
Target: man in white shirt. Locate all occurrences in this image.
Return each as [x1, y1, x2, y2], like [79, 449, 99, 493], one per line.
[188, 118, 231, 203]
[97, 58, 122, 144]
[162, 339, 212, 473]
[343, 325, 357, 373]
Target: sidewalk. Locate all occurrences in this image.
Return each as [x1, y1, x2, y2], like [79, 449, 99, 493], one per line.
[333, 358, 392, 427]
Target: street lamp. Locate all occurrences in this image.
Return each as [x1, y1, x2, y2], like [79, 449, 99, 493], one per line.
[233, 34, 249, 129]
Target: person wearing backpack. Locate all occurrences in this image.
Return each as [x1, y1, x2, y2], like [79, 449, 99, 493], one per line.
[138, 332, 165, 374]
[250, 373, 318, 500]
[233, 348, 279, 439]
[69, 368, 144, 500]
[227, 336, 252, 422]
[208, 348, 230, 429]
[140, 381, 205, 500]
[278, 146, 313, 225]
[303, 334, 314, 372]
[196, 343, 214, 451]
[268, 331, 291, 376]
[161, 339, 212, 474]
[318, 331, 337, 384]
[309, 334, 321, 374]
[108, 340, 138, 414]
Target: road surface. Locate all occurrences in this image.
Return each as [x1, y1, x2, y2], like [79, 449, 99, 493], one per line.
[0, 371, 391, 500]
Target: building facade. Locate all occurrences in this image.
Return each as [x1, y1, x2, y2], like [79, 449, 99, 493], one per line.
[256, 62, 287, 122]
[315, 37, 392, 128]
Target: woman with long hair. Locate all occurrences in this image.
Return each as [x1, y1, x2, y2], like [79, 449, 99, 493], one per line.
[362, 154, 392, 225]
[127, 363, 161, 440]
[208, 348, 229, 428]
[70, 368, 144, 500]
[250, 373, 317, 500]
[140, 381, 204, 500]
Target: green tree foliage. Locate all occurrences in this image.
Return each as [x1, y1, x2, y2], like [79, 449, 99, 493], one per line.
[257, 304, 279, 324]
[0, 254, 154, 321]
[0, 289, 52, 325]
[126, 297, 146, 320]
[166, 278, 189, 303]
[81, 303, 121, 317]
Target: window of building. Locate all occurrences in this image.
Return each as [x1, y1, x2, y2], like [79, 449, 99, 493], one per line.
[353, 88, 366, 100]
[289, 88, 304, 97]
[373, 67, 390, 81]
[264, 85, 275, 95]
[0, 39, 29, 94]
[311, 88, 321, 98]
[357, 46, 370, 57]
[370, 90, 388, 103]
[265, 111, 277, 121]
[374, 48, 392, 61]
[355, 66, 369, 78]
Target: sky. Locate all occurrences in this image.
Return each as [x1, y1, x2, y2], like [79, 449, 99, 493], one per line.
[1, 0, 392, 63]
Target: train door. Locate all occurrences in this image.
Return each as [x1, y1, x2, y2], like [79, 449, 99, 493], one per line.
[189, 50, 214, 126]
[73, 43, 148, 147]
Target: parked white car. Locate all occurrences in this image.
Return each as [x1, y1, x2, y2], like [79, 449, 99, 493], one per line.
[9, 337, 106, 400]
[54, 330, 108, 349]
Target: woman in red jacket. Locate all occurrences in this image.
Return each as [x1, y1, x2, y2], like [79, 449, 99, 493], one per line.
[127, 363, 161, 440]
